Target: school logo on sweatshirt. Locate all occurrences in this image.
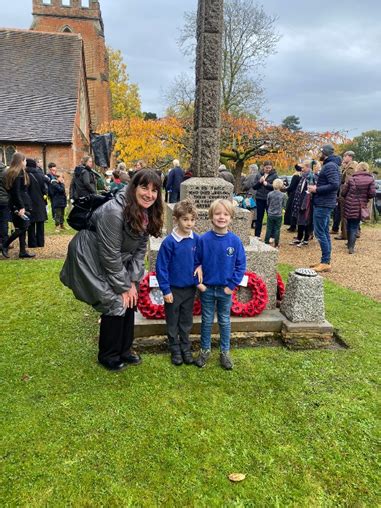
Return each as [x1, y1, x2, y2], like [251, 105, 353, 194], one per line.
[226, 247, 235, 257]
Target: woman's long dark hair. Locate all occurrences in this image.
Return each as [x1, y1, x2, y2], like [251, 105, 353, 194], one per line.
[124, 169, 163, 237]
[4, 152, 28, 190]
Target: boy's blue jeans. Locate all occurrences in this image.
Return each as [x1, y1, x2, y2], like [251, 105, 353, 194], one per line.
[200, 286, 232, 352]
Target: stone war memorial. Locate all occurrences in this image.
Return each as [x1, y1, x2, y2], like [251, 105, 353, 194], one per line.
[139, 0, 335, 350]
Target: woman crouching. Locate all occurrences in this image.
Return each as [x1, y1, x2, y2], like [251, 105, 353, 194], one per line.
[60, 169, 163, 371]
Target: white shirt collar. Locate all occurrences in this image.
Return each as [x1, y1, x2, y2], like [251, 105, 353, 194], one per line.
[171, 228, 194, 242]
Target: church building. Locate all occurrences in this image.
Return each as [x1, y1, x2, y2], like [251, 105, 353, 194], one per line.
[0, 0, 111, 171]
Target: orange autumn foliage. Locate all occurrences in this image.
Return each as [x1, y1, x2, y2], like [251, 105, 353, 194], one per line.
[100, 116, 188, 168]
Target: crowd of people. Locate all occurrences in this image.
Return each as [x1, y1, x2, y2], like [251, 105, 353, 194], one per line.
[0, 147, 377, 372]
[239, 145, 376, 271]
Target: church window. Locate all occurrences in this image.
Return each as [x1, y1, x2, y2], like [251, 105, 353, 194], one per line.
[81, 0, 90, 8]
[62, 26, 73, 33]
[42, 0, 52, 5]
[62, 0, 71, 5]
[3, 145, 16, 165]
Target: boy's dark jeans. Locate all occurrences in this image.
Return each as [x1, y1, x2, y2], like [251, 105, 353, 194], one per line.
[54, 207, 65, 226]
[164, 286, 196, 354]
[265, 215, 282, 246]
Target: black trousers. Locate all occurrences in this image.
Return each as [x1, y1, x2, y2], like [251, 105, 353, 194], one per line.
[28, 221, 45, 247]
[98, 308, 135, 363]
[164, 286, 196, 354]
[255, 199, 268, 238]
[4, 212, 29, 254]
[297, 224, 311, 242]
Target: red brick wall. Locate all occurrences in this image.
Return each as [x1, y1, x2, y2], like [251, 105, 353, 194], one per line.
[31, 0, 112, 130]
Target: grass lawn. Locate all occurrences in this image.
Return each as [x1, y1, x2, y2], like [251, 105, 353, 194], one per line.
[1, 261, 380, 506]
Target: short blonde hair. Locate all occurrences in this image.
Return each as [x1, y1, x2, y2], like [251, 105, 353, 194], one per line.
[272, 178, 284, 190]
[356, 162, 369, 173]
[208, 199, 235, 219]
[173, 159, 180, 167]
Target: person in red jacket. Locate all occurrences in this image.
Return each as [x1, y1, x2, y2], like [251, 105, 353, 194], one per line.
[341, 162, 376, 254]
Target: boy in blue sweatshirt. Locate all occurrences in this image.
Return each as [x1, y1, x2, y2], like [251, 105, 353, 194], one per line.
[195, 199, 246, 370]
[156, 199, 200, 366]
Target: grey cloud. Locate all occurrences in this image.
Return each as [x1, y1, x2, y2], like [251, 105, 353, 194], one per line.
[1, 0, 380, 133]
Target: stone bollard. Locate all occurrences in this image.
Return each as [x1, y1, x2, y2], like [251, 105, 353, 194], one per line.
[280, 269, 334, 349]
[280, 268, 325, 323]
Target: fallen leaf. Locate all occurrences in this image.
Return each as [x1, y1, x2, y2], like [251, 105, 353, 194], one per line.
[228, 473, 246, 482]
[21, 374, 31, 382]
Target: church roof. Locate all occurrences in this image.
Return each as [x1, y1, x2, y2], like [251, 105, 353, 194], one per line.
[0, 29, 84, 144]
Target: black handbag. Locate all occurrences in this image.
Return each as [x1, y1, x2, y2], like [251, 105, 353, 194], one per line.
[67, 193, 113, 231]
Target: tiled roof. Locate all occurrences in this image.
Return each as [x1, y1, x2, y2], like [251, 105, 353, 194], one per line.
[0, 29, 84, 144]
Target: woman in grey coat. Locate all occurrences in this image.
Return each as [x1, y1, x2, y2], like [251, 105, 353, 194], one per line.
[60, 169, 163, 371]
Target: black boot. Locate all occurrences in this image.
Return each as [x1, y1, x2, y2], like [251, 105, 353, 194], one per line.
[171, 350, 183, 366]
[347, 230, 356, 254]
[98, 315, 125, 371]
[1, 245, 9, 258]
[120, 307, 142, 364]
[2, 228, 21, 258]
[18, 232, 35, 258]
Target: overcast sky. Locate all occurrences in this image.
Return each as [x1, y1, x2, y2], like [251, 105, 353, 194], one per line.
[2, 0, 380, 136]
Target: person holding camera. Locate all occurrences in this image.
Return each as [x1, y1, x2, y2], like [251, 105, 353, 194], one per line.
[1, 152, 35, 259]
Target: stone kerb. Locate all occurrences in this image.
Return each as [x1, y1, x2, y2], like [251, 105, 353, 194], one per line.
[280, 271, 325, 323]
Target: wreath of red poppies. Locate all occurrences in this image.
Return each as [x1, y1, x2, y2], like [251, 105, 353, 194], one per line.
[276, 272, 285, 301]
[138, 272, 201, 320]
[139, 271, 273, 319]
[231, 271, 268, 317]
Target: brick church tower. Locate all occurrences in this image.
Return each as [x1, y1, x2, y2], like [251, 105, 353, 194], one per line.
[31, 0, 112, 130]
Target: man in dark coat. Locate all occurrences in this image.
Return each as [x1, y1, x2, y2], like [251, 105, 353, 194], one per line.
[166, 159, 184, 203]
[26, 158, 48, 247]
[252, 161, 278, 238]
[308, 144, 340, 272]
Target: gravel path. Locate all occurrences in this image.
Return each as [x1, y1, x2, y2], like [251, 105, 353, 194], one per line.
[277, 225, 381, 301]
[2, 225, 380, 302]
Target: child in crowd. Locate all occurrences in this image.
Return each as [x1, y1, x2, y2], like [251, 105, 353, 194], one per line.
[50, 173, 67, 232]
[156, 198, 200, 366]
[195, 199, 246, 370]
[264, 178, 287, 248]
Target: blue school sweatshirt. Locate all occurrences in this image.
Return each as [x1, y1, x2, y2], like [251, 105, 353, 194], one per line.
[195, 230, 246, 290]
[156, 231, 199, 296]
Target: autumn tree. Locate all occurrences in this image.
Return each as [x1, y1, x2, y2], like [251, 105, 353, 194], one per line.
[281, 115, 302, 132]
[108, 47, 142, 120]
[164, 73, 195, 120]
[177, 0, 280, 116]
[338, 130, 381, 165]
[219, 114, 340, 192]
[102, 117, 188, 169]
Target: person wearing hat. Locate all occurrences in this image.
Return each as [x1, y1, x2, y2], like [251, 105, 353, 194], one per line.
[307, 144, 340, 272]
[334, 150, 358, 240]
[218, 164, 235, 185]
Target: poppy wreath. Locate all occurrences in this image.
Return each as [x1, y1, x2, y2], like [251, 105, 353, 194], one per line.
[138, 272, 202, 319]
[276, 272, 285, 302]
[231, 271, 268, 317]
